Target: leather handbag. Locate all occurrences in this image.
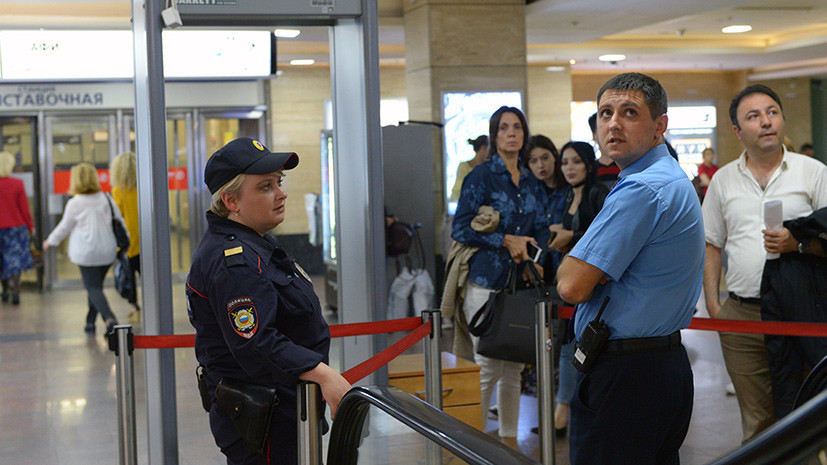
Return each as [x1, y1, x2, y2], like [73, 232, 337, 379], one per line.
[468, 264, 548, 364]
[215, 378, 280, 455]
[105, 194, 130, 253]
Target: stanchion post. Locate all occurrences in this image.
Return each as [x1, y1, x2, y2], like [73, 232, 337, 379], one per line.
[109, 325, 137, 465]
[536, 300, 556, 465]
[298, 381, 323, 465]
[422, 310, 443, 465]
[422, 310, 443, 410]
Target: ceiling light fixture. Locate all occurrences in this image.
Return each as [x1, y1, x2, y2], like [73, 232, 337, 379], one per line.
[570, 59, 576, 65]
[274, 29, 301, 38]
[598, 54, 626, 62]
[546, 66, 565, 72]
[722, 25, 752, 34]
[289, 59, 315, 66]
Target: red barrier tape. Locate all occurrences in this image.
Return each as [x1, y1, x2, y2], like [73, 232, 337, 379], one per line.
[340, 322, 432, 385]
[133, 317, 424, 349]
[330, 317, 422, 338]
[556, 305, 827, 337]
[134, 334, 195, 349]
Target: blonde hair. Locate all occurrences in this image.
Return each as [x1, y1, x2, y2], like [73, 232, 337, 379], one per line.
[210, 174, 246, 217]
[69, 163, 102, 195]
[111, 152, 137, 191]
[0, 152, 15, 178]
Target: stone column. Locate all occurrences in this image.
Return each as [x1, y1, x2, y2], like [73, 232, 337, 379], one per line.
[403, 0, 527, 220]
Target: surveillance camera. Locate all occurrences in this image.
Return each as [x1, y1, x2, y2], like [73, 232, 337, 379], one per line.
[162, 6, 183, 29]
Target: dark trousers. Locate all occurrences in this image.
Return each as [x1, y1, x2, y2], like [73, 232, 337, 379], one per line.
[127, 254, 141, 305]
[209, 403, 297, 465]
[79, 265, 117, 325]
[569, 344, 693, 465]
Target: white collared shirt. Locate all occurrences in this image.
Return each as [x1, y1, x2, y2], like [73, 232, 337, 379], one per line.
[703, 149, 827, 297]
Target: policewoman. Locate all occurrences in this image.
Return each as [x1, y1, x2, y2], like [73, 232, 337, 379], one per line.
[187, 137, 351, 465]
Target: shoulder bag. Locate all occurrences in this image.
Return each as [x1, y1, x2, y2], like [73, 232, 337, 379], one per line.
[468, 263, 549, 364]
[105, 193, 130, 253]
[105, 194, 134, 300]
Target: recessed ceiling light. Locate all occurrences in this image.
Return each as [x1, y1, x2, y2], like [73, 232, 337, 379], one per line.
[289, 59, 315, 66]
[598, 54, 626, 62]
[722, 25, 752, 34]
[545, 66, 565, 72]
[570, 59, 576, 65]
[274, 29, 301, 38]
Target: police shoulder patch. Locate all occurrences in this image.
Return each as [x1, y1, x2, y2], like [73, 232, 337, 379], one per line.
[227, 296, 258, 339]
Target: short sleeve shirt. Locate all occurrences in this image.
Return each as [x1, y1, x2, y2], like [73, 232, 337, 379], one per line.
[702, 150, 827, 297]
[569, 145, 705, 340]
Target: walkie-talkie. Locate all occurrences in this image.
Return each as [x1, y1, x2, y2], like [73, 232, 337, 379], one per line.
[572, 296, 611, 373]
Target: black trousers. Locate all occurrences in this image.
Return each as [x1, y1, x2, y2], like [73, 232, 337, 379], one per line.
[79, 264, 117, 325]
[569, 344, 693, 465]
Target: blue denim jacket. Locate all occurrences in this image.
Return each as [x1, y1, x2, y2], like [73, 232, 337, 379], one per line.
[452, 153, 551, 290]
[542, 184, 569, 274]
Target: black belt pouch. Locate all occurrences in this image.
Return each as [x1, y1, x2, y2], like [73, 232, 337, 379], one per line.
[215, 378, 280, 455]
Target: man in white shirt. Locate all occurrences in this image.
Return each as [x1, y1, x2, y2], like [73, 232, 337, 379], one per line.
[703, 84, 827, 442]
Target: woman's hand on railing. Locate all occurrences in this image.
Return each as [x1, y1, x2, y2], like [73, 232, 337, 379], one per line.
[300, 362, 352, 418]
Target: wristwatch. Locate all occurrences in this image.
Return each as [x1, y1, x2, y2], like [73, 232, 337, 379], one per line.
[798, 240, 809, 254]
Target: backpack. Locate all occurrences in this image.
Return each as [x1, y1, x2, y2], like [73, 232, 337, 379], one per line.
[386, 221, 415, 257]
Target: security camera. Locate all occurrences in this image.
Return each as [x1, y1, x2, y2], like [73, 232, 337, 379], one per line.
[162, 0, 183, 28]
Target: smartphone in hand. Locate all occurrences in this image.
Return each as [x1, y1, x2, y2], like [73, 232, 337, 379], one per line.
[527, 242, 542, 263]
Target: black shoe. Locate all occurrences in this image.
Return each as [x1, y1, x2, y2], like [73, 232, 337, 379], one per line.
[11, 292, 19, 305]
[84, 324, 96, 333]
[1, 292, 8, 303]
[105, 319, 118, 335]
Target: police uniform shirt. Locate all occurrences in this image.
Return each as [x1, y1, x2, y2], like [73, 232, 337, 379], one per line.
[186, 211, 329, 410]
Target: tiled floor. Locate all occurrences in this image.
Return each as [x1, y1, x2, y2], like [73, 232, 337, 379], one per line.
[0, 278, 743, 464]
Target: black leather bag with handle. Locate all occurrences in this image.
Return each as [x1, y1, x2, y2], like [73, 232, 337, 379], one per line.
[468, 263, 549, 364]
[105, 194, 130, 253]
[113, 252, 136, 301]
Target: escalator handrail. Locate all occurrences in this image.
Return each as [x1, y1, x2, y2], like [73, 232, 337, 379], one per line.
[706, 389, 827, 465]
[327, 385, 538, 465]
[794, 354, 827, 409]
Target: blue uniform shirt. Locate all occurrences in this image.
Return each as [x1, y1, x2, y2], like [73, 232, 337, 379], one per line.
[452, 153, 551, 290]
[569, 144, 704, 340]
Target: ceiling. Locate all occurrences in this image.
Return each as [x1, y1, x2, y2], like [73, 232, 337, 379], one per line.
[1, 0, 826, 79]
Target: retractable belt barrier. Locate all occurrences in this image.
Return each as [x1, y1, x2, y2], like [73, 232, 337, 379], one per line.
[555, 305, 827, 337]
[130, 316, 429, 384]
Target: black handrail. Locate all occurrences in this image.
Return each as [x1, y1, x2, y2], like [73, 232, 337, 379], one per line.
[705, 390, 827, 465]
[794, 355, 827, 409]
[327, 385, 538, 465]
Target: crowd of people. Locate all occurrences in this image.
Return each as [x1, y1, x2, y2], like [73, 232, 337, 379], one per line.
[443, 74, 826, 465]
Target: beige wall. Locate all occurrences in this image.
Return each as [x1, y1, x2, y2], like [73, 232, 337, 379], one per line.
[572, 70, 749, 166]
[267, 65, 408, 235]
[527, 65, 572, 148]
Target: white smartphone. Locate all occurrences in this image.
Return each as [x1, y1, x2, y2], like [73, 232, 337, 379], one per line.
[527, 242, 542, 263]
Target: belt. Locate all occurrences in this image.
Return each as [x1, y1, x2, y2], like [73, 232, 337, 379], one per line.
[728, 292, 761, 306]
[604, 331, 681, 354]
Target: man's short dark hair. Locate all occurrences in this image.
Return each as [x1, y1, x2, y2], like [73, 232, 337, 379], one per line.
[728, 84, 783, 128]
[596, 72, 668, 119]
[588, 113, 597, 134]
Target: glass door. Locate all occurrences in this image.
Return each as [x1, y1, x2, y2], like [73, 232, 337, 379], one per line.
[43, 115, 116, 285]
[124, 113, 194, 275]
[191, 110, 266, 240]
[0, 117, 40, 288]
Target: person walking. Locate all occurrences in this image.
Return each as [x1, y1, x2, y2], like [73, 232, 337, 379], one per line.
[0, 151, 35, 305]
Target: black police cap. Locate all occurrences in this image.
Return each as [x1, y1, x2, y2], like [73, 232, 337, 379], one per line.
[204, 137, 299, 194]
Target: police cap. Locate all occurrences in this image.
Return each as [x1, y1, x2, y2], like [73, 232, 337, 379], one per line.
[205, 137, 299, 194]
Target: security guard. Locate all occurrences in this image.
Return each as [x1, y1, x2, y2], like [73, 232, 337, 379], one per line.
[187, 137, 351, 465]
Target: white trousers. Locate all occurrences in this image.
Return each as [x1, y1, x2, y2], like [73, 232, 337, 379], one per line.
[463, 282, 524, 437]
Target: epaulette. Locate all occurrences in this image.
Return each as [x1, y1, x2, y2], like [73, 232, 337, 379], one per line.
[223, 234, 246, 267]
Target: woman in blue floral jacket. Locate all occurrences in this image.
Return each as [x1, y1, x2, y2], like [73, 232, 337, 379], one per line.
[451, 106, 550, 445]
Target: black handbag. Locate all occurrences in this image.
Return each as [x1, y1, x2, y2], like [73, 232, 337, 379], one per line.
[468, 264, 548, 364]
[215, 378, 280, 455]
[105, 193, 130, 253]
[113, 252, 136, 301]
